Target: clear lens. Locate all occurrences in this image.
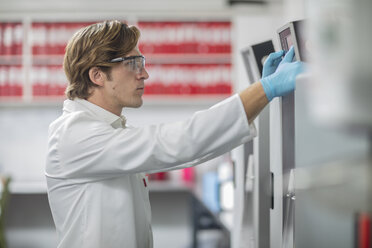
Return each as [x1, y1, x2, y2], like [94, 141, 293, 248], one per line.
[125, 57, 145, 74]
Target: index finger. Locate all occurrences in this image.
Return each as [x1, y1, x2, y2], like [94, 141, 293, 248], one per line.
[267, 50, 285, 61]
[281, 46, 295, 64]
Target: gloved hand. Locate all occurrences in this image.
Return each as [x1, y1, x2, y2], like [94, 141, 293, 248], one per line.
[261, 46, 304, 101]
[262, 50, 285, 78]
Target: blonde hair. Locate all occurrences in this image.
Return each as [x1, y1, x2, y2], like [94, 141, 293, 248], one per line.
[64, 20, 140, 100]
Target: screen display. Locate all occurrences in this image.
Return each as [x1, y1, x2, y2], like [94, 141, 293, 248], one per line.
[279, 27, 296, 61]
[278, 21, 308, 61]
[251, 40, 275, 77]
[285, 35, 293, 51]
[279, 27, 292, 51]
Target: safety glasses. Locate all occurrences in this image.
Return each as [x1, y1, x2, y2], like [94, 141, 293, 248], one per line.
[109, 55, 146, 74]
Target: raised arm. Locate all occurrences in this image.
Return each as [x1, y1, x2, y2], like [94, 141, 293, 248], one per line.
[239, 81, 268, 124]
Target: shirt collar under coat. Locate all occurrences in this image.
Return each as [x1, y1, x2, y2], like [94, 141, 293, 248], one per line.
[63, 98, 127, 129]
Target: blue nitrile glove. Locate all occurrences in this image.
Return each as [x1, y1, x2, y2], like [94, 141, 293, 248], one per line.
[262, 50, 285, 78]
[261, 46, 304, 101]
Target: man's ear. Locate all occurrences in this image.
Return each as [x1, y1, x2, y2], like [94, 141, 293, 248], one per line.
[89, 67, 105, 86]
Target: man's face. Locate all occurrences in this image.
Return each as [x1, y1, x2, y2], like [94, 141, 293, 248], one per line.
[104, 47, 149, 109]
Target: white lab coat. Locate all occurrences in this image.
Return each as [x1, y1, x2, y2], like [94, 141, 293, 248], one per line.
[45, 94, 256, 248]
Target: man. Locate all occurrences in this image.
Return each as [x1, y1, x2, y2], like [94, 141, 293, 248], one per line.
[46, 20, 303, 248]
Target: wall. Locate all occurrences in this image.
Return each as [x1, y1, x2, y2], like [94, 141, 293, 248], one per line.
[1, 1, 329, 248]
[233, 7, 284, 93]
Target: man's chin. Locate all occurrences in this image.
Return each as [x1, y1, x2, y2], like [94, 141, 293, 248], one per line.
[136, 98, 143, 108]
[128, 100, 143, 108]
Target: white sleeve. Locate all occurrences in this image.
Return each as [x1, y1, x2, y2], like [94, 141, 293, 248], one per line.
[46, 94, 256, 181]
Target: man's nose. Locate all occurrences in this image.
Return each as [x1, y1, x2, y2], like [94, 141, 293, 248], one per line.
[139, 67, 149, 80]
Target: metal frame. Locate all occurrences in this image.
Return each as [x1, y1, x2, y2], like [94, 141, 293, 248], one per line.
[275, 20, 304, 248]
[239, 40, 274, 248]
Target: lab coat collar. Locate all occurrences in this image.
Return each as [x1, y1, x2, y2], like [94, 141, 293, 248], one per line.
[63, 98, 126, 128]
